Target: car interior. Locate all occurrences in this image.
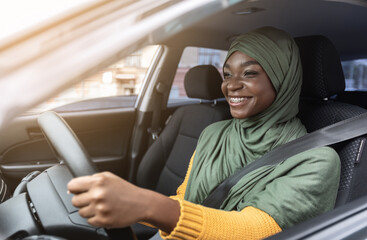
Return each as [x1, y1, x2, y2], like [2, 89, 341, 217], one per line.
[3, 33, 367, 240]
[133, 34, 367, 239]
[1, 0, 367, 239]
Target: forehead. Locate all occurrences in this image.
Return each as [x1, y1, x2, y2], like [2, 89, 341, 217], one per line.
[224, 51, 260, 68]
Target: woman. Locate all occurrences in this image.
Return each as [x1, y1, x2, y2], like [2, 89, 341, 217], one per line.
[68, 27, 340, 239]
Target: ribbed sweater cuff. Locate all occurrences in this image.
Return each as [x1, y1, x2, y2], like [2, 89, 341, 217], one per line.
[160, 198, 203, 240]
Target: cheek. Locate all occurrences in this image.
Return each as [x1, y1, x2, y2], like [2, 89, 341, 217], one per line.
[260, 86, 276, 107]
[253, 80, 276, 107]
[221, 83, 226, 95]
[260, 76, 275, 96]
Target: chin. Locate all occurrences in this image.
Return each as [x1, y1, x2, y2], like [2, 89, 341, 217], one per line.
[230, 111, 248, 119]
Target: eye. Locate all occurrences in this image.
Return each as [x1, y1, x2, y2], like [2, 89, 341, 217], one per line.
[223, 72, 231, 79]
[244, 70, 258, 77]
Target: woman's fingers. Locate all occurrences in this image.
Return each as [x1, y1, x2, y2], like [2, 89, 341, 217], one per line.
[71, 191, 92, 208]
[78, 204, 96, 219]
[87, 215, 113, 229]
[67, 171, 152, 228]
[67, 175, 95, 194]
[69, 173, 110, 208]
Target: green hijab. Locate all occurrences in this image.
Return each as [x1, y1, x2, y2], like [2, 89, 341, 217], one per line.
[184, 27, 340, 228]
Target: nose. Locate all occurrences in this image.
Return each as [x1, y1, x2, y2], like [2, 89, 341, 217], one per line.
[226, 78, 243, 92]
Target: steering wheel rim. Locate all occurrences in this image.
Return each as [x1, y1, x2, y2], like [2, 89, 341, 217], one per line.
[37, 111, 135, 239]
[37, 111, 98, 177]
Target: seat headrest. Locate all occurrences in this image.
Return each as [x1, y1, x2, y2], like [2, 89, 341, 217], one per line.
[184, 65, 224, 100]
[295, 36, 345, 99]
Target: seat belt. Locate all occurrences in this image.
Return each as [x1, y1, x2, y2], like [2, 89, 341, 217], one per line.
[147, 82, 168, 143]
[202, 112, 367, 208]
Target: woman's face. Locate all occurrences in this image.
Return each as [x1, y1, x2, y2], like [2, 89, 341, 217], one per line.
[222, 51, 276, 119]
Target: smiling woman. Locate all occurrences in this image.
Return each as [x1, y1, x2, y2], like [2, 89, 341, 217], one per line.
[67, 27, 340, 240]
[222, 51, 276, 119]
[2, 0, 367, 239]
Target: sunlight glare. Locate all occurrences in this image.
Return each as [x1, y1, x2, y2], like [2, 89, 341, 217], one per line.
[0, 0, 93, 40]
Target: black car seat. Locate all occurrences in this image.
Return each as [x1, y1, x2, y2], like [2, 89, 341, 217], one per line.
[136, 65, 231, 196]
[295, 36, 367, 207]
[133, 65, 231, 239]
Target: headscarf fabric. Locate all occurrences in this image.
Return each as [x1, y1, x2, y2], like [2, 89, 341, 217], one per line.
[184, 27, 340, 228]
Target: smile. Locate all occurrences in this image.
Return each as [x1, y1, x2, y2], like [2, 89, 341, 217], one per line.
[229, 97, 250, 103]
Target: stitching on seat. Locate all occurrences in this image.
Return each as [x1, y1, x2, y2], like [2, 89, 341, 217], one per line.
[177, 133, 199, 140]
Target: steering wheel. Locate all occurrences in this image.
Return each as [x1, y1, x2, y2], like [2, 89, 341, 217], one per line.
[37, 111, 98, 177]
[37, 111, 135, 240]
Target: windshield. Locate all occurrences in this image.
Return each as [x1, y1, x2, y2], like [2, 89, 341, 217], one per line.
[0, 0, 94, 40]
[0, 0, 235, 129]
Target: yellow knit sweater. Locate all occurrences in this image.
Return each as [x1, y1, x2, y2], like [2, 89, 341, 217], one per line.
[159, 152, 282, 240]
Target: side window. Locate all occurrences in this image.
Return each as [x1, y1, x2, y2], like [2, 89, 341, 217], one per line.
[168, 47, 227, 104]
[342, 59, 367, 91]
[29, 45, 159, 113]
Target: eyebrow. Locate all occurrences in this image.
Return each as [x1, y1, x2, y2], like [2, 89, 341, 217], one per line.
[224, 60, 260, 68]
[241, 60, 259, 67]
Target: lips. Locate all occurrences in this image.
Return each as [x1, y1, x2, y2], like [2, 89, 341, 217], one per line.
[230, 97, 245, 103]
[229, 97, 252, 104]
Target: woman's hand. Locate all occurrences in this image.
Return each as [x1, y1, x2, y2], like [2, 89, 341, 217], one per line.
[67, 172, 180, 233]
[67, 172, 147, 228]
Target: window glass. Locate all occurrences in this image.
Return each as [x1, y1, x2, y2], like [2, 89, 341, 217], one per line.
[169, 47, 227, 103]
[342, 59, 367, 91]
[30, 45, 159, 113]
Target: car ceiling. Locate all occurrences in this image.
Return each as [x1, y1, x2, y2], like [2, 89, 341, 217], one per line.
[164, 0, 367, 60]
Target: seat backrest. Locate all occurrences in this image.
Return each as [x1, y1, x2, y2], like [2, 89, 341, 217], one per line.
[295, 36, 367, 207]
[137, 65, 231, 196]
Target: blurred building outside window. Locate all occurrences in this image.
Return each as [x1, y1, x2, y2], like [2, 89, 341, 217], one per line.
[30, 45, 159, 113]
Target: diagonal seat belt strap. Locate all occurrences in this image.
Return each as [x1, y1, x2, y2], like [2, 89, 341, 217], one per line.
[202, 112, 367, 208]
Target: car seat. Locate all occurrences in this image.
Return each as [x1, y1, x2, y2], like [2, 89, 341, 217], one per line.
[295, 35, 367, 207]
[133, 65, 231, 239]
[136, 65, 231, 196]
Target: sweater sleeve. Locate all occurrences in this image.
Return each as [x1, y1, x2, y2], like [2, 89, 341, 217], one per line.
[162, 152, 282, 240]
[175, 151, 195, 200]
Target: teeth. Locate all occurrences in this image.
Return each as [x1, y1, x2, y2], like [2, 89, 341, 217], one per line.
[230, 97, 245, 103]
